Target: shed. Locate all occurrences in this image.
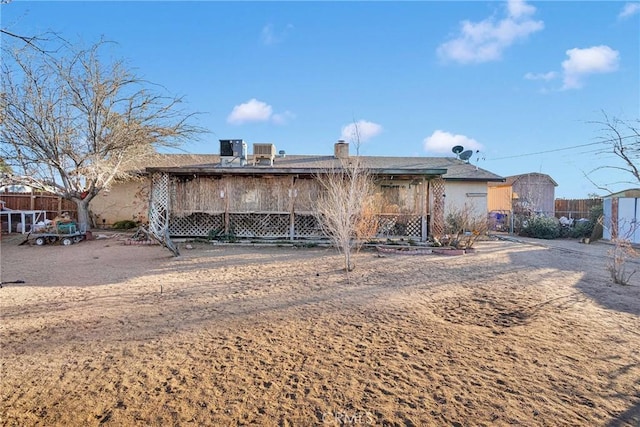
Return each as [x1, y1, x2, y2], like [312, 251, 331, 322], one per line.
[603, 188, 640, 244]
[488, 172, 558, 216]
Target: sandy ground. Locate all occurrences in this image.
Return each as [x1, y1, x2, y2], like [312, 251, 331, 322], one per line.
[0, 232, 639, 427]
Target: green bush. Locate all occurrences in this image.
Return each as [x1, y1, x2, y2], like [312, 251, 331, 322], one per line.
[560, 204, 604, 239]
[519, 215, 560, 239]
[112, 219, 138, 230]
[572, 220, 593, 238]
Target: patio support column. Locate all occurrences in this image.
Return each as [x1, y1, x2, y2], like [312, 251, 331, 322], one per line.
[148, 172, 180, 256]
[421, 177, 428, 242]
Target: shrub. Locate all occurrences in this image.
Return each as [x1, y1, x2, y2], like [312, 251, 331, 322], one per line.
[608, 238, 638, 285]
[519, 215, 560, 239]
[444, 204, 489, 248]
[112, 219, 138, 230]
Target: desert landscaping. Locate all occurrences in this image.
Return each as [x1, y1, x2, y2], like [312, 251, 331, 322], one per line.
[1, 234, 639, 426]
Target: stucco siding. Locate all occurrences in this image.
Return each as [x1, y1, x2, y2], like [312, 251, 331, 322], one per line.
[444, 182, 488, 218]
[90, 180, 148, 226]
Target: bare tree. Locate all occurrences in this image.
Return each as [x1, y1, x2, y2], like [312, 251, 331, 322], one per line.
[314, 140, 376, 275]
[1, 1, 59, 53]
[589, 113, 640, 192]
[1, 38, 203, 229]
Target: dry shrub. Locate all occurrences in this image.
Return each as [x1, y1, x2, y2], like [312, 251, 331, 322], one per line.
[443, 204, 489, 249]
[354, 192, 382, 248]
[314, 156, 374, 273]
[607, 238, 638, 285]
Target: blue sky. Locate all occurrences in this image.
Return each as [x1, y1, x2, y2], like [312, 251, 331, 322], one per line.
[2, 1, 639, 198]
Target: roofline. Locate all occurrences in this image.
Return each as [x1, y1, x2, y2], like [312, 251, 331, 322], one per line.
[508, 172, 558, 187]
[444, 177, 505, 182]
[145, 166, 448, 177]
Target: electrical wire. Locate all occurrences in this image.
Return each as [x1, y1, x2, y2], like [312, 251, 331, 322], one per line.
[485, 134, 637, 161]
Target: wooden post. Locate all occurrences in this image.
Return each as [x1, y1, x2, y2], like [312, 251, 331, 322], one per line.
[421, 177, 427, 241]
[288, 176, 295, 240]
[224, 179, 230, 235]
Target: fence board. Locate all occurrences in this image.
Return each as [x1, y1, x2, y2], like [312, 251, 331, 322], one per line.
[0, 192, 77, 218]
[555, 198, 602, 219]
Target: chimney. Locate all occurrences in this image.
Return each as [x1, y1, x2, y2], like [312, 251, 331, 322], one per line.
[334, 140, 349, 159]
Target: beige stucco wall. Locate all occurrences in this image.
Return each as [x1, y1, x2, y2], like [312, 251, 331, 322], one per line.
[444, 181, 489, 218]
[89, 179, 149, 226]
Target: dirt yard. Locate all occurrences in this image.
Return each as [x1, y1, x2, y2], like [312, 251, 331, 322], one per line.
[0, 233, 639, 426]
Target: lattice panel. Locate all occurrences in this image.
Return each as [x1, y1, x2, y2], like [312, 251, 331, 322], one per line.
[169, 212, 224, 237]
[229, 213, 290, 238]
[148, 172, 179, 255]
[376, 214, 422, 237]
[149, 172, 169, 235]
[294, 214, 323, 237]
[431, 177, 445, 237]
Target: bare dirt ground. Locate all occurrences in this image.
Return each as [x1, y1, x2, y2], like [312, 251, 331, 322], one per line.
[1, 232, 639, 426]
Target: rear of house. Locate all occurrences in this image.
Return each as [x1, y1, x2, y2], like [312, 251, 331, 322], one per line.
[93, 140, 504, 241]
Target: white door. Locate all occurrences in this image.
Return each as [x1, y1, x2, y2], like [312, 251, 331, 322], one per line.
[617, 197, 640, 244]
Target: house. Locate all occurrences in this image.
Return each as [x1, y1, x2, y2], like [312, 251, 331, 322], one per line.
[140, 140, 503, 242]
[488, 172, 558, 216]
[603, 188, 640, 244]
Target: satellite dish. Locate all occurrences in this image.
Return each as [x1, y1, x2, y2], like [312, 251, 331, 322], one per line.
[459, 150, 473, 162]
[452, 145, 464, 155]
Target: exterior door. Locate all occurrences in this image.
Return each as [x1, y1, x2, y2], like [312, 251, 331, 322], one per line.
[617, 197, 640, 244]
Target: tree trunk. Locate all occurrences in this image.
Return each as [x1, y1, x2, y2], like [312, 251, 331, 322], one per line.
[73, 198, 92, 231]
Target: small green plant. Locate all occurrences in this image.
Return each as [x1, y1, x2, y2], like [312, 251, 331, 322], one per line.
[207, 226, 237, 242]
[112, 219, 138, 230]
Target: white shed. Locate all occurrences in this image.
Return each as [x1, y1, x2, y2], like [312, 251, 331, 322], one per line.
[603, 188, 640, 244]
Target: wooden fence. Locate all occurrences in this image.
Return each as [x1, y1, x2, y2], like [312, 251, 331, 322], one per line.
[0, 191, 77, 218]
[555, 198, 602, 219]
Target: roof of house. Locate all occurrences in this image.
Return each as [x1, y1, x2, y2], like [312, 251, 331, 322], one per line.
[605, 188, 640, 198]
[146, 154, 504, 182]
[488, 172, 557, 187]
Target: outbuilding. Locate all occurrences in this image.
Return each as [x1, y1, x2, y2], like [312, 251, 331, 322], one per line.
[603, 188, 640, 244]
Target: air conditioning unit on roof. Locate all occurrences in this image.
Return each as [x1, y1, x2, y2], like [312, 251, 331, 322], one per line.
[219, 139, 247, 167]
[253, 143, 276, 165]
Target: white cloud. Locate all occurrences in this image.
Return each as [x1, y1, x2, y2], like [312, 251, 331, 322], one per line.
[340, 120, 383, 143]
[261, 23, 294, 46]
[619, 2, 640, 19]
[271, 111, 295, 125]
[423, 130, 483, 155]
[507, 0, 536, 19]
[561, 45, 620, 90]
[227, 99, 294, 125]
[227, 99, 272, 124]
[524, 71, 558, 81]
[437, 0, 543, 64]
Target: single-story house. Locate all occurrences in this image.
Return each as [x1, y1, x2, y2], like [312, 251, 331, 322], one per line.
[488, 172, 558, 216]
[137, 140, 503, 242]
[603, 188, 640, 244]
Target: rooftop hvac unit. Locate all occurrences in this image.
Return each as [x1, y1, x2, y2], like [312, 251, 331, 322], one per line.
[219, 139, 247, 167]
[253, 143, 276, 163]
[219, 139, 247, 158]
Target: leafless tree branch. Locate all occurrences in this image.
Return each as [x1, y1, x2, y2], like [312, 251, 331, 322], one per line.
[1, 38, 206, 228]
